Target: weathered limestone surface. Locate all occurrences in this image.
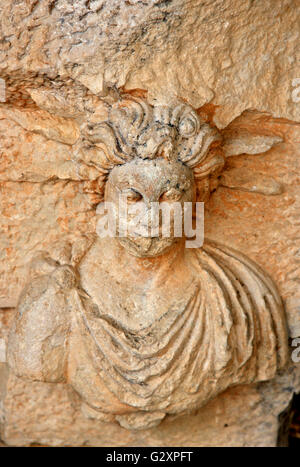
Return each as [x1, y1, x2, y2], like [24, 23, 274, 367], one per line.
[0, 0, 299, 128]
[0, 309, 299, 447]
[0, 0, 299, 447]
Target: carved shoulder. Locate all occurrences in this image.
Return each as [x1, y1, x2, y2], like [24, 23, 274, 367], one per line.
[195, 241, 288, 381]
[7, 254, 77, 383]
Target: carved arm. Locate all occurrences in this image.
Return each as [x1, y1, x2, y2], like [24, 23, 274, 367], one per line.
[7, 254, 76, 383]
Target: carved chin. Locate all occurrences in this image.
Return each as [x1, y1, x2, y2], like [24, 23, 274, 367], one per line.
[117, 236, 178, 257]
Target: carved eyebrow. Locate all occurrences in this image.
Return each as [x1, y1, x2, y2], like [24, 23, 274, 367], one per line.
[123, 188, 142, 196]
[132, 188, 142, 195]
[116, 186, 143, 197]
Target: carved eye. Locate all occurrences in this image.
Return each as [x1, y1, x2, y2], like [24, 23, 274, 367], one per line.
[122, 188, 143, 203]
[179, 113, 199, 138]
[160, 188, 182, 202]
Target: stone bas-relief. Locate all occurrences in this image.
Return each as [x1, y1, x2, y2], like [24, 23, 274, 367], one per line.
[7, 96, 288, 431]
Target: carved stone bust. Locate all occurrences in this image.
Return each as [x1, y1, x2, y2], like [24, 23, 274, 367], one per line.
[7, 96, 288, 430]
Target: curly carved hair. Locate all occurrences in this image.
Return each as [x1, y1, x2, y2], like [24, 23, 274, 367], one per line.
[76, 95, 225, 201]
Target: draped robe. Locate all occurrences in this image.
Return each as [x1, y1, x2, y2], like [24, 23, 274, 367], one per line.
[65, 240, 288, 427]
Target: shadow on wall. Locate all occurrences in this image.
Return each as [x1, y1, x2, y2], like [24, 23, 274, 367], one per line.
[288, 393, 300, 447]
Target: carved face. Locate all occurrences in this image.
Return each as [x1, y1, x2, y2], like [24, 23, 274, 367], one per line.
[105, 158, 195, 257]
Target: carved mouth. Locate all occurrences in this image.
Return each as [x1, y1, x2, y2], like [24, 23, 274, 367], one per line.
[118, 235, 176, 257]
